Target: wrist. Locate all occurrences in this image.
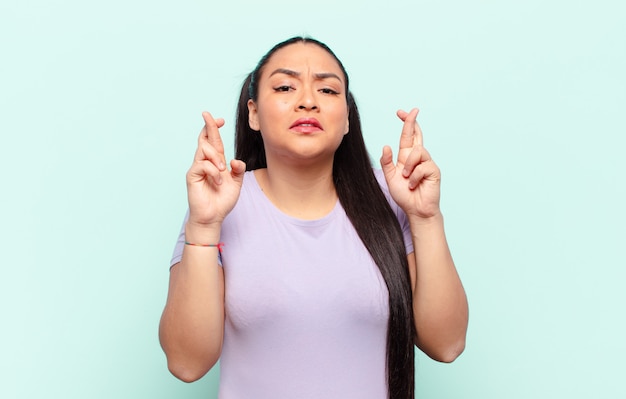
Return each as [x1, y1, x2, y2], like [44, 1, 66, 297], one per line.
[407, 211, 444, 228]
[185, 221, 222, 243]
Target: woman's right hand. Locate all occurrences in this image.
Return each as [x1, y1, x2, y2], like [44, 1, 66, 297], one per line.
[186, 112, 246, 228]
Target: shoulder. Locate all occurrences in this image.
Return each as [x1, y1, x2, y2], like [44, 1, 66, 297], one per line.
[371, 169, 413, 252]
[239, 170, 260, 194]
[372, 168, 393, 201]
[372, 168, 407, 221]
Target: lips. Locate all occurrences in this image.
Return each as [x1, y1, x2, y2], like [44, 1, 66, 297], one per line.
[290, 118, 322, 133]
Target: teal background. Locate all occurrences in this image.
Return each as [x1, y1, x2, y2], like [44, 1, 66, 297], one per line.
[1, 0, 624, 397]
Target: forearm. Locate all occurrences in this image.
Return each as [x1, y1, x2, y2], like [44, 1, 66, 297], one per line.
[159, 223, 225, 382]
[409, 213, 468, 362]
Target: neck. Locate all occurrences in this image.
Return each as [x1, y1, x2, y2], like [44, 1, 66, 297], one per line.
[254, 160, 337, 220]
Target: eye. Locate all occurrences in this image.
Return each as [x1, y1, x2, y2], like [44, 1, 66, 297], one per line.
[274, 85, 293, 92]
[320, 88, 340, 95]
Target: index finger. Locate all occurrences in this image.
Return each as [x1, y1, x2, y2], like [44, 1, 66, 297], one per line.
[414, 115, 424, 147]
[201, 111, 225, 155]
[397, 108, 419, 150]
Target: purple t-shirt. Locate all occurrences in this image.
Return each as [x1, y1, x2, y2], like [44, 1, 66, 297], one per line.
[170, 169, 414, 398]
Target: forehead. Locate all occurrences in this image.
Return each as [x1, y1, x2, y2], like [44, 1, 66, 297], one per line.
[261, 43, 345, 81]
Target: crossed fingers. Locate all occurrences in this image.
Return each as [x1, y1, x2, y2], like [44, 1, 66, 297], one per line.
[191, 112, 227, 185]
[396, 108, 438, 190]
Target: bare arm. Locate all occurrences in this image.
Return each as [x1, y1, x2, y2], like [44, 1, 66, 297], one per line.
[159, 112, 245, 381]
[159, 225, 225, 381]
[381, 108, 468, 363]
[407, 214, 468, 362]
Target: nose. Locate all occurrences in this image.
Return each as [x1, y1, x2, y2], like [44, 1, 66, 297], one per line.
[297, 85, 318, 111]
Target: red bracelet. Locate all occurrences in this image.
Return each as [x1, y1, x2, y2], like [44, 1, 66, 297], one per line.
[184, 241, 224, 251]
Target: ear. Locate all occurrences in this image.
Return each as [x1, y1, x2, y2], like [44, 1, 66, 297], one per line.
[247, 99, 260, 131]
[344, 115, 349, 135]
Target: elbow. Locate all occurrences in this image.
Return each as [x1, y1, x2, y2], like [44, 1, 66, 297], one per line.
[418, 335, 466, 363]
[432, 338, 466, 363]
[159, 324, 223, 382]
[167, 357, 217, 383]
[162, 343, 220, 383]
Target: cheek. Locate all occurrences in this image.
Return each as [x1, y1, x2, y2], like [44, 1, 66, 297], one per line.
[257, 102, 291, 133]
[259, 99, 290, 119]
[335, 108, 350, 132]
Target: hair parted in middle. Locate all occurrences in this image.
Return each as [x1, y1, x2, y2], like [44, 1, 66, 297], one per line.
[233, 36, 416, 399]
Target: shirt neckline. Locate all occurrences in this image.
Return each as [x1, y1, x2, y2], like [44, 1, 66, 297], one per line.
[246, 170, 341, 227]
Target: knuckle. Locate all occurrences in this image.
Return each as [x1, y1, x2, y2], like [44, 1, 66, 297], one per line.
[409, 171, 422, 185]
[199, 143, 217, 157]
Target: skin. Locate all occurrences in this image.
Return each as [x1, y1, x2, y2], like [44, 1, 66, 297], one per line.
[381, 108, 468, 361]
[159, 42, 468, 382]
[248, 44, 349, 165]
[247, 43, 350, 219]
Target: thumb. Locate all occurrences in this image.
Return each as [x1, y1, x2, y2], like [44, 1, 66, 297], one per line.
[380, 146, 397, 181]
[230, 159, 247, 184]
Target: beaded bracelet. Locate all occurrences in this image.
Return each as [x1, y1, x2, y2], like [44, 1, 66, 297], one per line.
[184, 241, 224, 251]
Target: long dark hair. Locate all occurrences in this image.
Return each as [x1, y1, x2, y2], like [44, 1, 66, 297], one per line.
[235, 37, 415, 399]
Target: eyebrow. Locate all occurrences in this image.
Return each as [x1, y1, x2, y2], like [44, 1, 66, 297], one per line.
[269, 68, 343, 83]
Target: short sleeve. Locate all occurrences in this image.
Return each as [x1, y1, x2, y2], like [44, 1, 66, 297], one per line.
[373, 169, 414, 255]
[169, 210, 188, 268]
[169, 210, 222, 269]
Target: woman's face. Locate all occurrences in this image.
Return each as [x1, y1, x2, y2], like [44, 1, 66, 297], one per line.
[248, 42, 349, 166]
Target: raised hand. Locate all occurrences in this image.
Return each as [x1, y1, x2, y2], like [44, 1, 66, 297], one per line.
[380, 108, 441, 219]
[186, 112, 246, 228]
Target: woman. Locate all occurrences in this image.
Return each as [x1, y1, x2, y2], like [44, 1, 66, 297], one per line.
[159, 36, 468, 399]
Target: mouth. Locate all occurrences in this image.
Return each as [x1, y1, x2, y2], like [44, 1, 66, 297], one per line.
[290, 118, 322, 132]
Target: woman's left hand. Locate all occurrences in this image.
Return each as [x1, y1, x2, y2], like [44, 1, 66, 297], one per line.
[380, 108, 442, 219]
